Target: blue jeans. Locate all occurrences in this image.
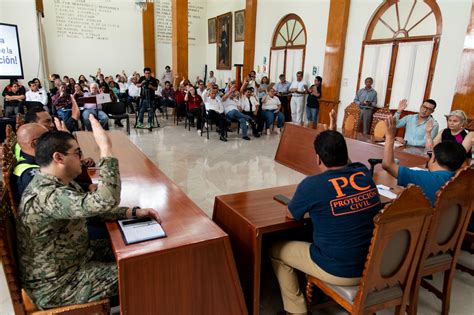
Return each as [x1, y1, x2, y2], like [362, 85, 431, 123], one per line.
[306, 107, 319, 123]
[138, 99, 154, 124]
[82, 109, 109, 131]
[226, 110, 250, 137]
[262, 110, 284, 130]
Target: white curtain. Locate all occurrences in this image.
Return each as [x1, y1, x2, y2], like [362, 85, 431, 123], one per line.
[360, 43, 392, 107]
[389, 41, 434, 111]
[270, 49, 285, 84]
[285, 48, 304, 82]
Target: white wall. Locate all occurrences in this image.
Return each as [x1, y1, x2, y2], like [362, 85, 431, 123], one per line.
[253, 0, 330, 85]
[338, 0, 471, 129]
[0, 0, 42, 100]
[42, 0, 144, 80]
[206, 0, 245, 87]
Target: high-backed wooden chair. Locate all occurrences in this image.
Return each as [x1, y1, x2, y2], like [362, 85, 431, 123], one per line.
[408, 167, 474, 315]
[0, 126, 110, 314]
[306, 185, 433, 314]
[342, 103, 361, 133]
[16, 113, 24, 130]
[2, 124, 18, 215]
[456, 231, 474, 276]
[370, 106, 391, 138]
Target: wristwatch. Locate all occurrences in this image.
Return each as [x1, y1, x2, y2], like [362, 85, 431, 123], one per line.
[132, 206, 141, 217]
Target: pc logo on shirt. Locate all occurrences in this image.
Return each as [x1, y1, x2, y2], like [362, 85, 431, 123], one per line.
[328, 171, 380, 216]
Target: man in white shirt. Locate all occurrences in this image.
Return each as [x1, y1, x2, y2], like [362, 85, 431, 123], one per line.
[289, 71, 307, 124]
[206, 71, 217, 85]
[161, 66, 173, 86]
[222, 86, 257, 141]
[197, 80, 206, 97]
[240, 81, 262, 136]
[202, 87, 227, 142]
[25, 80, 48, 110]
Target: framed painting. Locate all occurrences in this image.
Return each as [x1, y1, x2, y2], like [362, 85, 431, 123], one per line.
[208, 17, 216, 44]
[216, 12, 232, 70]
[234, 9, 245, 42]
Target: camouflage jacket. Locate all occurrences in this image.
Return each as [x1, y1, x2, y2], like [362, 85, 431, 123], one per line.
[16, 157, 128, 291]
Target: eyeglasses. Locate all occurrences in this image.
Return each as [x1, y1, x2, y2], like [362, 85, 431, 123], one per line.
[64, 148, 83, 158]
[420, 104, 435, 112]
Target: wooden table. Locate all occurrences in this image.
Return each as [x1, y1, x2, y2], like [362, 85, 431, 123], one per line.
[76, 131, 247, 315]
[275, 123, 427, 176]
[214, 123, 429, 315]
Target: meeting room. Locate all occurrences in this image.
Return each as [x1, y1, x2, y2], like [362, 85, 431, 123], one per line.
[0, 0, 473, 314]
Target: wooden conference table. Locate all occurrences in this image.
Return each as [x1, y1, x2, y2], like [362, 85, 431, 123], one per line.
[76, 131, 247, 315]
[213, 123, 428, 315]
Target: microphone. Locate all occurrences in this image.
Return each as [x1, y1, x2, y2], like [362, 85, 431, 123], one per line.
[368, 158, 383, 177]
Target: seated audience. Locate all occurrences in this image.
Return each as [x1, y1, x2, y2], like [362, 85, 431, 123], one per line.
[306, 76, 322, 125]
[52, 83, 80, 132]
[202, 86, 227, 142]
[175, 81, 187, 119]
[25, 80, 48, 110]
[49, 78, 61, 96]
[127, 76, 141, 113]
[196, 80, 206, 97]
[2, 79, 26, 97]
[382, 115, 466, 204]
[16, 115, 161, 309]
[161, 80, 177, 112]
[433, 109, 473, 157]
[67, 78, 76, 94]
[222, 85, 258, 141]
[136, 67, 159, 129]
[72, 83, 84, 101]
[257, 76, 270, 101]
[78, 74, 89, 84]
[184, 85, 203, 134]
[394, 99, 439, 147]
[354, 77, 377, 134]
[83, 83, 109, 131]
[161, 65, 173, 85]
[108, 81, 120, 97]
[270, 111, 382, 315]
[3, 82, 26, 117]
[261, 87, 285, 134]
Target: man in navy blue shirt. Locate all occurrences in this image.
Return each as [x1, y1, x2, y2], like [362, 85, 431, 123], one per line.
[270, 119, 382, 314]
[382, 116, 466, 206]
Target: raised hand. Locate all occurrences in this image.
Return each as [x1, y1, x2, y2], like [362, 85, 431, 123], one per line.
[397, 99, 408, 113]
[385, 115, 397, 139]
[89, 114, 112, 158]
[54, 117, 69, 132]
[425, 119, 434, 134]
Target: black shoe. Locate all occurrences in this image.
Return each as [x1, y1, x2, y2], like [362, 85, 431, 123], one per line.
[243, 136, 251, 141]
[220, 135, 227, 142]
[253, 132, 260, 138]
[115, 121, 124, 127]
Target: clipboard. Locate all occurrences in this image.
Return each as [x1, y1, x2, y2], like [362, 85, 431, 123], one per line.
[118, 217, 166, 245]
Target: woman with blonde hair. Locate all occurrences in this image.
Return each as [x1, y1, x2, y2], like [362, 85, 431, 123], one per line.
[433, 109, 473, 156]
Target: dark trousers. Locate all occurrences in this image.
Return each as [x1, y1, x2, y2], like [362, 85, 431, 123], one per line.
[190, 107, 203, 129]
[138, 99, 154, 124]
[277, 95, 291, 122]
[207, 110, 226, 136]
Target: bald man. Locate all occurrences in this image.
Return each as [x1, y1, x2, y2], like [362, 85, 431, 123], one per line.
[12, 123, 49, 201]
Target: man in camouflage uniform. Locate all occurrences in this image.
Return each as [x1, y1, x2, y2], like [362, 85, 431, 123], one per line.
[16, 115, 161, 309]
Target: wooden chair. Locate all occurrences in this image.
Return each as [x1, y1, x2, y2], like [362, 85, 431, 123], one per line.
[370, 106, 391, 138]
[408, 167, 474, 315]
[456, 231, 474, 276]
[2, 124, 18, 215]
[342, 103, 361, 133]
[306, 185, 433, 314]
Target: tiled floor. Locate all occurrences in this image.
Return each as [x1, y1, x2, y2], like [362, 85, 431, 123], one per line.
[1, 118, 473, 314]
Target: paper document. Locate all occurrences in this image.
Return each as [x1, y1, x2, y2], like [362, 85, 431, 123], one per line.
[377, 185, 397, 200]
[96, 93, 111, 105]
[118, 217, 166, 245]
[379, 141, 404, 148]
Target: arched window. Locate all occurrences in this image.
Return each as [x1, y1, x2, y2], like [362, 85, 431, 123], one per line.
[357, 0, 442, 111]
[269, 14, 307, 83]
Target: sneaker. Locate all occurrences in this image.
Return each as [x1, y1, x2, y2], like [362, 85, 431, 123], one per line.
[136, 122, 144, 128]
[243, 136, 251, 141]
[253, 132, 260, 138]
[145, 123, 151, 129]
[220, 135, 227, 142]
[266, 129, 271, 135]
[204, 122, 208, 129]
[276, 128, 281, 134]
[197, 129, 202, 135]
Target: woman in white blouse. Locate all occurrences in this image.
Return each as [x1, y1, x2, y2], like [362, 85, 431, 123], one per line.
[261, 86, 285, 134]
